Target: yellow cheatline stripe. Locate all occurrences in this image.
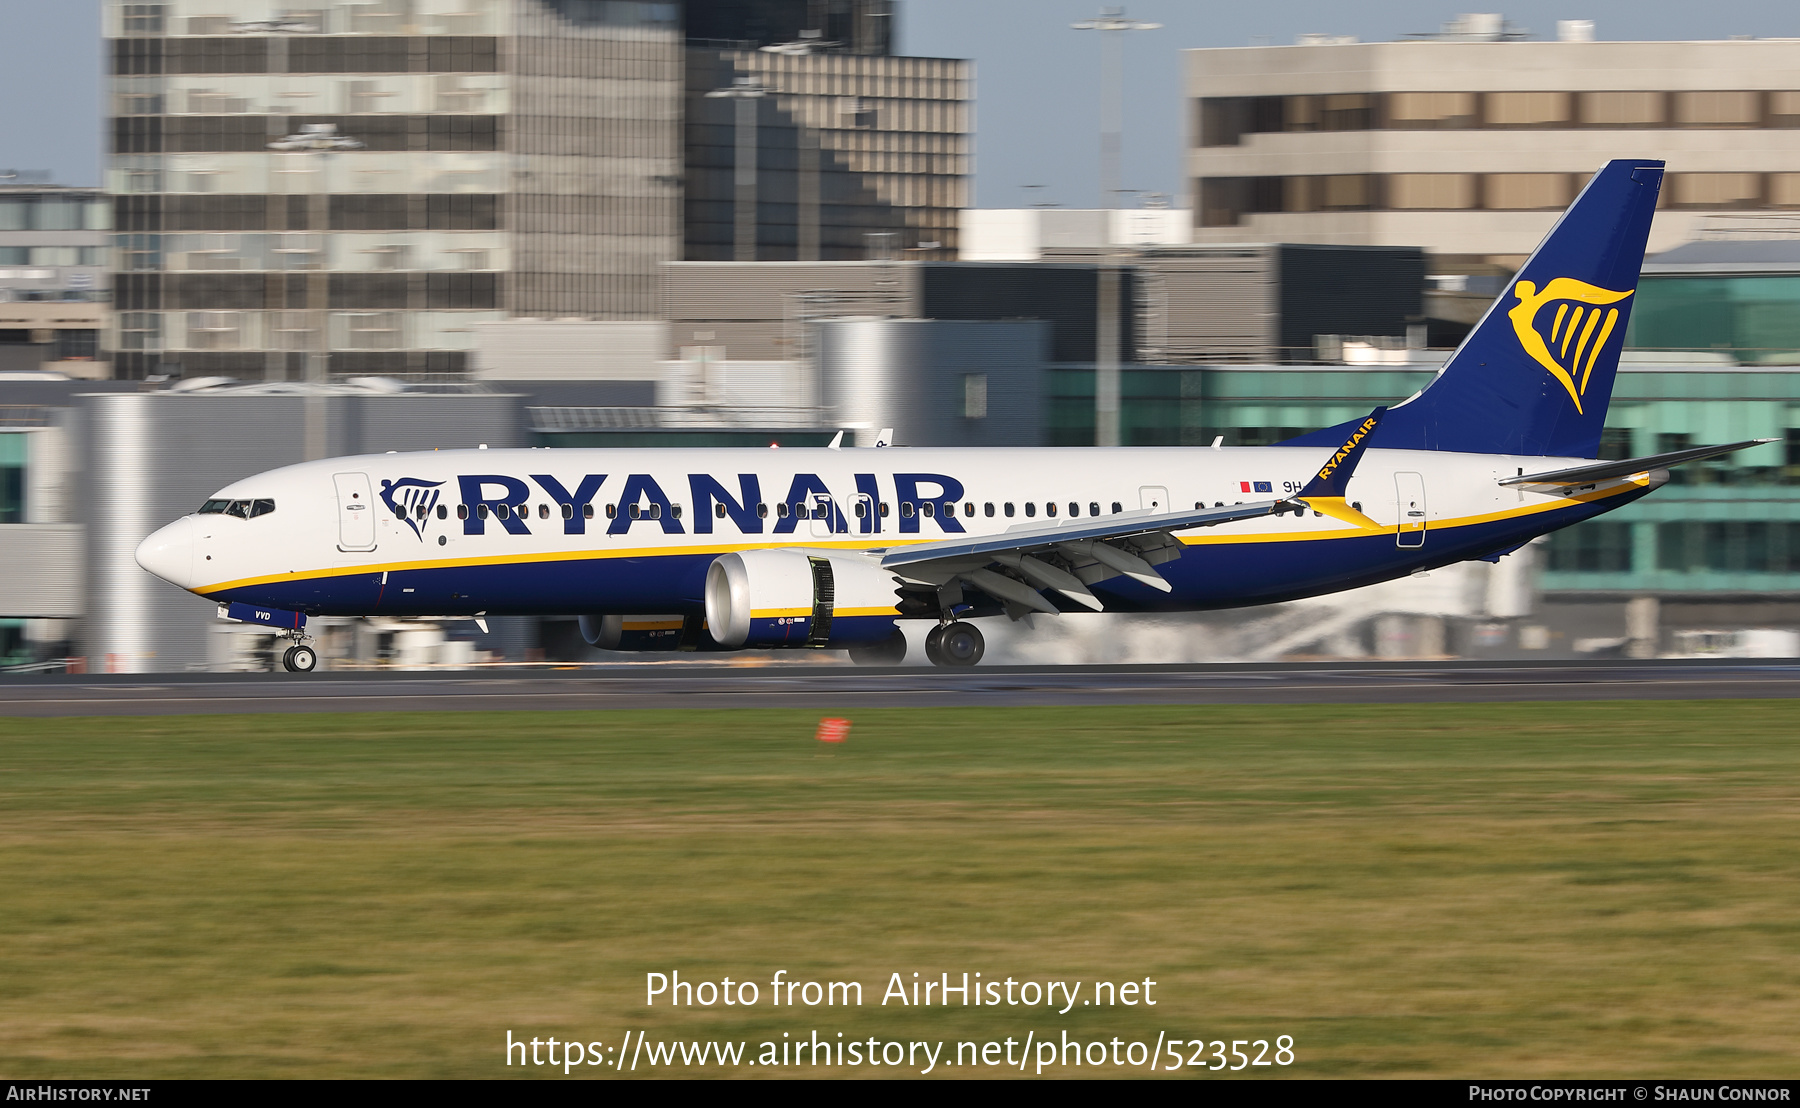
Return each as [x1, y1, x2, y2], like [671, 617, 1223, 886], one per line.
[194, 535, 939, 595]
[1179, 473, 1647, 547]
[620, 620, 685, 631]
[194, 477, 1650, 594]
[751, 607, 899, 619]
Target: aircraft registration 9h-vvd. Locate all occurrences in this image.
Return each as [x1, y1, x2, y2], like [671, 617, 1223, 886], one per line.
[137, 160, 1768, 672]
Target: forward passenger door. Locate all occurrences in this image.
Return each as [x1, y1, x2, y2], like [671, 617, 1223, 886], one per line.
[334, 472, 378, 552]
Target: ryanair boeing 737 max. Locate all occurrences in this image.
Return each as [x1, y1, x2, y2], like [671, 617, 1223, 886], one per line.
[134, 160, 1769, 670]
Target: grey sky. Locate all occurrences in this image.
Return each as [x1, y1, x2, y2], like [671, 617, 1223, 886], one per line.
[5, 1, 1799, 204]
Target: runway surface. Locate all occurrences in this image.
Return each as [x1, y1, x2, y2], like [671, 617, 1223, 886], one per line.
[3, 659, 1799, 717]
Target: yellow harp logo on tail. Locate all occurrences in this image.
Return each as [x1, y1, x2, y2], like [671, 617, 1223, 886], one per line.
[1507, 278, 1633, 414]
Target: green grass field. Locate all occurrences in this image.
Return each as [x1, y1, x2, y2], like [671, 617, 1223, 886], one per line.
[3, 702, 1799, 1078]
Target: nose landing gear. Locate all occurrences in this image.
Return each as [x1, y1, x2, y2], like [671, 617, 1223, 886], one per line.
[924, 621, 984, 668]
[280, 630, 318, 673]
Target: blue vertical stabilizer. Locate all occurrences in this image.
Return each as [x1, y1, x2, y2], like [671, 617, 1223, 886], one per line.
[1287, 160, 1664, 458]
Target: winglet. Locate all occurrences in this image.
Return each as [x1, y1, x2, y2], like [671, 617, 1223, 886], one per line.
[1295, 407, 1386, 530]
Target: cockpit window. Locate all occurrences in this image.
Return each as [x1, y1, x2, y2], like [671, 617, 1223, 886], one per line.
[199, 498, 276, 518]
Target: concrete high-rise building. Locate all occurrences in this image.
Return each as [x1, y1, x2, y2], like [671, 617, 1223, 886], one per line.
[107, 0, 683, 380]
[103, 1, 967, 381]
[0, 179, 113, 377]
[684, 36, 970, 261]
[1185, 20, 1800, 274]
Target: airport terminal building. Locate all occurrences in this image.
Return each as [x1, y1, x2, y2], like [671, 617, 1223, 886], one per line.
[1185, 22, 1800, 273]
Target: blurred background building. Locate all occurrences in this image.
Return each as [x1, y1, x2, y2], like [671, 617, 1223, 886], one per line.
[0, 176, 112, 378]
[1186, 18, 1800, 281]
[1, 6, 1795, 670]
[103, 0, 963, 381]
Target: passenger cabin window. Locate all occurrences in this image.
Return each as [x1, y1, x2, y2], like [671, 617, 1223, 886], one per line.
[438, 504, 448, 520]
[457, 504, 469, 520]
[1089, 502, 1100, 516]
[476, 504, 489, 519]
[1112, 502, 1122, 514]
[984, 503, 994, 517]
[776, 503, 789, 518]
[1004, 503, 1014, 517]
[716, 502, 728, 519]
[561, 503, 574, 520]
[922, 502, 935, 518]
[583, 504, 594, 520]
[605, 504, 617, 518]
[963, 501, 974, 517]
[901, 502, 915, 518]
[879, 502, 889, 517]
[539, 504, 550, 519]
[1046, 502, 1058, 517]
[1025, 503, 1036, 517]
[1068, 502, 1079, 517]
[757, 502, 769, 518]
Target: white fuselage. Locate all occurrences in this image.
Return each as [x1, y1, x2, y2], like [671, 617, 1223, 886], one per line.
[134, 444, 1651, 620]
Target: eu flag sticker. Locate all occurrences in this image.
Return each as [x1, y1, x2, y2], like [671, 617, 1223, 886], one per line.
[1253, 481, 1274, 493]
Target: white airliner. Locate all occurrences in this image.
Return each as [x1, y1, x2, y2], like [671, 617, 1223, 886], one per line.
[135, 160, 1766, 672]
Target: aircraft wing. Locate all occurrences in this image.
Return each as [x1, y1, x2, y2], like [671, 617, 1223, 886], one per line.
[876, 498, 1289, 613]
[878, 407, 1392, 617]
[1498, 438, 1776, 490]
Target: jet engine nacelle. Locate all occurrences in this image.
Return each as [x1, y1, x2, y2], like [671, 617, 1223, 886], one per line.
[578, 613, 690, 652]
[704, 550, 903, 649]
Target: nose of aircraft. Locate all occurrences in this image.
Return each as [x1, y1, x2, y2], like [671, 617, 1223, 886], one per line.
[135, 516, 197, 589]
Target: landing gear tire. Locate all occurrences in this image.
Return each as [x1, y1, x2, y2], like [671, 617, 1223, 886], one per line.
[848, 628, 908, 666]
[924, 623, 947, 666]
[282, 644, 318, 673]
[927, 621, 984, 668]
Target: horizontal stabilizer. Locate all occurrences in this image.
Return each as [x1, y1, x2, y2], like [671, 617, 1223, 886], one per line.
[1499, 439, 1776, 488]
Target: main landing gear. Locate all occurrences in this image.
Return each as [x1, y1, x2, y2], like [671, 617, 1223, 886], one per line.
[280, 631, 318, 673]
[925, 621, 984, 668]
[848, 628, 909, 666]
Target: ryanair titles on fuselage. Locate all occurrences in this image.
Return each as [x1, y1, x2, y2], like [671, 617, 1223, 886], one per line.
[407, 469, 987, 539]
